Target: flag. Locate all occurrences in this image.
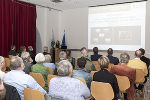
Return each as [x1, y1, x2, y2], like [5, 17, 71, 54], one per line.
[61, 30, 66, 46]
[51, 29, 55, 48]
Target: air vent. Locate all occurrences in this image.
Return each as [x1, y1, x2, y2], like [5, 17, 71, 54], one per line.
[51, 0, 63, 3]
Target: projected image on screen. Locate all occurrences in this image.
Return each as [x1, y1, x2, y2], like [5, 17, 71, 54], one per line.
[88, 2, 146, 51]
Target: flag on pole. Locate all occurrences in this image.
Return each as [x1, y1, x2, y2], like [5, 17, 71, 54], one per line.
[51, 29, 55, 48]
[61, 30, 66, 46]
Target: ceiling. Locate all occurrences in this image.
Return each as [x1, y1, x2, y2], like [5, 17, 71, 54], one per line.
[20, 0, 145, 10]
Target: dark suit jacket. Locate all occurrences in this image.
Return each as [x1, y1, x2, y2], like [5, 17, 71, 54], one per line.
[93, 69, 119, 100]
[8, 50, 17, 56]
[4, 83, 21, 100]
[107, 55, 119, 65]
[91, 54, 102, 61]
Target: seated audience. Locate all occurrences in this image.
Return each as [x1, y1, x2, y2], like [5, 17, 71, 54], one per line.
[21, 52, 32, 74]
[17, 46, 26, 57]
[72, 57, 92, 89]
[107, 48, 119, 65]
[77, 47, 96, 73]
[127, 50, 148, 91]
[139, 48, 150, 77]
[110, 53, 136, 100]
[93, 56, 120, 100]
[8, 45, 17, 56]
[3, 56, 46, 100]
[49, 60, 91, 100]
[0, 56, 5, 79]
[66, 50, 75, 69]
[27, 46, 36, 64]
[0, 78, 6, 100]
[31, 53, 50, 91]
[91, 47, 102, 61]
[43, 55, 55, 71]
[43, 46, 50, 55]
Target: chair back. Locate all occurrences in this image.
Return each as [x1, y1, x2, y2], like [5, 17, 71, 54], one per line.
[29, 72, 45, 87]
[48, 67, 54, 75]
[91, 71, 97, 80]
[8, 55, 13, 59]
[5, 58, 10, 67]
[135, 69, 145, 83]
[92, 61, 100, 71]
[115, 75, 130, 93]
[91, 81, 114, 100]
[77, 78, 87, 86]
[24, 88, 45, 100]
[47, 74, 58, 87]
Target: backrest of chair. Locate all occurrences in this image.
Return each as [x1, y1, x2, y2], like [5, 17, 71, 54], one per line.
[91, 71, 97, 80]
[24, 88, 45, 100]
[48, 67, 54, 75]
[92, 61, 101, 71]
[29, 72, 45, 87]
[8, 55, 13, 59]
[5, 58, 10, 67]
[47, 74, 58, 87]
[91, 81, 114, 100]
[77, 78, 87, 86]
[135, 69, 145, 83]
[115, 75, 130, 93]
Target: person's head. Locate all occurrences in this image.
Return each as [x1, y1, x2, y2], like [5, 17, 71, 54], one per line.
[107, 48, 113, 56]
[57, 60, 73, 77]
[0, 79, 6, 100]
[135, 50, 142, 58]
[80, 47, 88, 57]
[44, 55, 52, 63]
[11, 45, 16, 50]
[43, 46, 48, 53]
[35, 53, 45, 63]
[19, 46, 26, 53]
[66, 50, 71, 58]
[10, 56, 24, 70]
[120, 53, 130, 64]
[21, 52, 31, 62]
[0, 56, 5, 69]
[59, 51, 67, 60]
[98, 56, 110, 69]
[77, 57, 87, 69]
[93, 47, 98, 54]
[139, 48, 145, 56]
[28, 46, 33, 51]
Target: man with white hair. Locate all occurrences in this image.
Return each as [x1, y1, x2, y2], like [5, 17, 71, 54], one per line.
[31, 53, 50, 91]
[21, 52, 32, 74]
[3, 56, 46, 100]
[0, 56, 5, 79]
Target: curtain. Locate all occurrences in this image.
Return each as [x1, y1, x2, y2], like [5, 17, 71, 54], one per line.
[0, 0, 36, 57]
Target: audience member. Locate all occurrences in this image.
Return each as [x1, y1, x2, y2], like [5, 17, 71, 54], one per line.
[0, 56, 5, 79]
[8, 45, 17, 56]
[0, 78, 6, 100]
[49, 60, 91, 100]
[31, 53, 50, 91]
[28, 46, 36, 64]
[3, 56, 46, 100]
[21, 52, 32, 74]
[107, 48, 119, 65]
[72, 57, 92, 89]
[78, 47, 96, 73]
[17, 46, 26, 57]
[93, 56, 120, 100]
[43, 46, 50, 55]
[110, 53, 136, 100]
[91, 47, 102, 61]
[66, 50, 75, 69]
[43, 55, 55, 71]
[139, 48, 150, 77]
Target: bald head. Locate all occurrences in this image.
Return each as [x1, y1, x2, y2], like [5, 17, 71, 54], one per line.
[135, 50, 142, 58]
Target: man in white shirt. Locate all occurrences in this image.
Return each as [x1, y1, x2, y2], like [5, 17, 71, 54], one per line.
[0, 56, 5, 79]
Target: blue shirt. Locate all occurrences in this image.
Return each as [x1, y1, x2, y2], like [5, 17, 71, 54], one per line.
[49, 77, 91, 100]
[3, 70, 46, 100]
[72, 69, 92, 89]
[43, 63, 56, 71]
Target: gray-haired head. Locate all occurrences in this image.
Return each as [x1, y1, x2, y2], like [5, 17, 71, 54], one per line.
[135, 50, 142, 58]
[10, 56, 24, 70]
[57, 60, 73, 76]
[21, 52, 30, 61]
[59, 51, 67, 60]
[45, 55, 52, 63]
[120, 53, 130, 64]
[0, 56, 5, 69]
[35, 53, 45, 63]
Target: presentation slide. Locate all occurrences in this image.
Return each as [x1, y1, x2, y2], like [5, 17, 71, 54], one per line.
[88, 2, 146, 51]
